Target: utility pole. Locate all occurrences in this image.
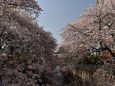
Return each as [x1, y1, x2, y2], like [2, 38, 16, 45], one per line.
[96, 0, 104, 4]
[96, 0, 99, 4]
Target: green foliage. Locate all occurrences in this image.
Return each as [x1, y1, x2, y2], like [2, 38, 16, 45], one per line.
[90, 53, 103, 65]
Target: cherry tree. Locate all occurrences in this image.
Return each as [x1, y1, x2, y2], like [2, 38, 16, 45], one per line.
[62, 0, 115, 64]
[0, 0, 57, 85]
[61, 1, 115, 85]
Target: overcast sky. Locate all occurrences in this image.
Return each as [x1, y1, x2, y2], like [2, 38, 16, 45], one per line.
[38, 0, 96, 44]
